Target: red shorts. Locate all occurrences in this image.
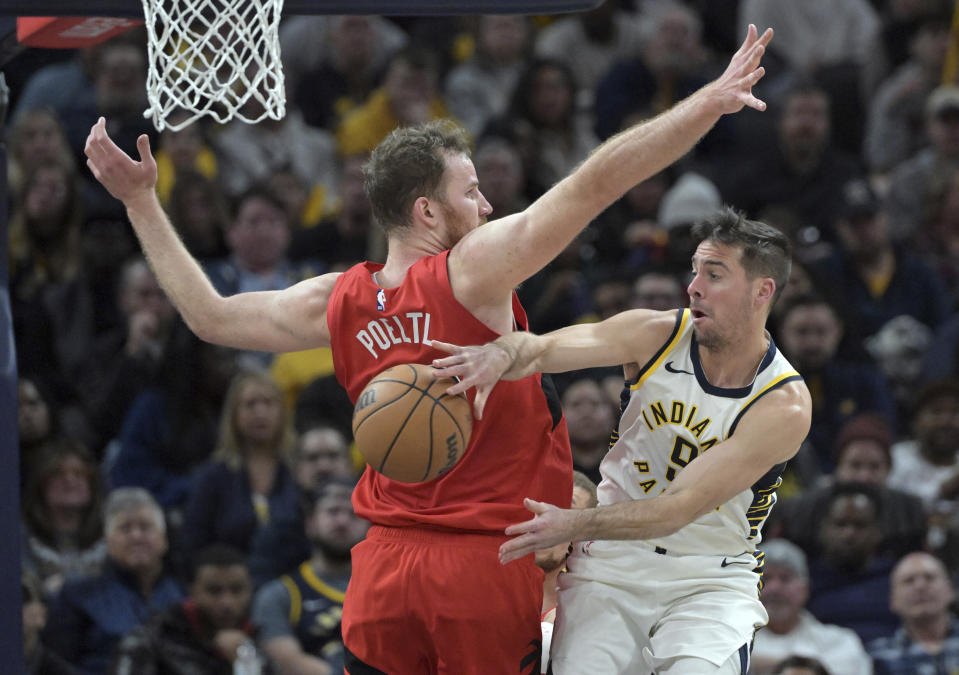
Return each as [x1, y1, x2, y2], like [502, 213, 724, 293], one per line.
[343, 525, 544, 674]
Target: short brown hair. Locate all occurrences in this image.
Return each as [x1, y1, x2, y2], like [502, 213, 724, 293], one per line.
[363, 119, 471, 233]
[692, 206, 792, 306]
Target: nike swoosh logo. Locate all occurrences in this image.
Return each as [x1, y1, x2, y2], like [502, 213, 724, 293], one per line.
[665, 361, 694, 375]
[721, 557, 752, 567]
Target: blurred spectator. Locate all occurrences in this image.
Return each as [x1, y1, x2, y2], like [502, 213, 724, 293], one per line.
[111, 321, 237, 510]
[205, 186, 323, 368]
[336, 47, 449, 156]
[280, 15, 407, 114]
[253, 477, 368, 674]
[43, 488, 183, 675]
[7, 108, 78, 198]
[153, 111, 218, 208]
[811, 178, 950, 339]
[806, 483, 899, 644]
[770, 655, 831, 675]
[914, 166, 959, 302]
[590, 163, 674, 273]
[919, 313, 959, 384]
[167, 171, 230, 261]
[516, 234, 595, 334]
[488, 59, 598, 199]
[750, 539, 871, 675]
[655, 171, 723, 273]
[213, 103, 338, 206]
[266, 165, 328, 231]
[445, 15, 531, 137]
[768, 413, 927, 560]
[21, 441, 107, 596]
[886, 85, 959, 241]
[11, 46, 101, 125]
[248, 424, 355, 587]
[22, 572, 78, 675]
[560, 378, 617, 485]
[737, 0, 882, 152]
[66, 256, 176, 454]
[289, 155, 380, 270]
[179, 372, 300, 560]
[290, 16, 403, 131]
[868, 551, 959, 674]
[888, 379, 959, 510]
[292, 374, 356, 443]
[534, 0, 644, 109]
[18, 376, 60, 489]
[715, 81, 864, 244]
[775, 293, 897, 471]
[112, 544, 271, 675]
[864, 8, 953, 174]
[10, 160, 86, 386]
[472, 136, 530, 217]
[865, 315, 934, 424]
[593, 2, 716, 142]
[631, 269, 686, 311]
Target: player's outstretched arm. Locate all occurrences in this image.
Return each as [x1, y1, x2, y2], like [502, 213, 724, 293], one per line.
[498, 380, 811, 563]
[433, 309, 674, 417]
[448, 25, 772, 307]
[84, 118, 335, 352]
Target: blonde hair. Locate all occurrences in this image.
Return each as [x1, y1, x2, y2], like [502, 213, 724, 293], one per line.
[213, 371, 295, 469]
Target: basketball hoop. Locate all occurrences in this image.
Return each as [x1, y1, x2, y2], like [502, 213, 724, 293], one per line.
[140, 0, 286, 131]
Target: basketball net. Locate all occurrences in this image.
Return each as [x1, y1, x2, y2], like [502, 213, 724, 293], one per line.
[140, 0, 286, 131]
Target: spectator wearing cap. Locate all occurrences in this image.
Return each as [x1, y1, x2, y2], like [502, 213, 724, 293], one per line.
[865, 315, 934, 426]
[868, 551, 959, 674]
[886, 84, 959, 241]
[810, 177, 950, 339]
[750, 539, 871, 675]
[655, 171, 723, 275]
[768, 413, 927, 560]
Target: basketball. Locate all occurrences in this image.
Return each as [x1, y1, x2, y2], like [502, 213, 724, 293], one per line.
[352, 363, 473, 483]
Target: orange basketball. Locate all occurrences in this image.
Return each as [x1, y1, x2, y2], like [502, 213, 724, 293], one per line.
[352, 362, 473, 483]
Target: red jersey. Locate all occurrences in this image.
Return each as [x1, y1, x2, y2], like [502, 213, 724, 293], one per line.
[327, 251, 573, 533]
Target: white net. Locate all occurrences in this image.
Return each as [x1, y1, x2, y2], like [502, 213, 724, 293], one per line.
[140, 0, 286, 131]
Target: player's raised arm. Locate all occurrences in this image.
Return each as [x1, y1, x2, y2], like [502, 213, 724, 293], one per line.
[433, 309, 676, 417]
[84, 118, 336, 352]
[448, 25, 772, 307]
[498, 380, 811, 563]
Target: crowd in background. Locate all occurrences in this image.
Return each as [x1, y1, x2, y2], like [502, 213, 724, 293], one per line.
[6, 0, 959, 673]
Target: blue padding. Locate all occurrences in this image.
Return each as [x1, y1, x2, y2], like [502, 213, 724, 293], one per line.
[0, 0, 602, 17]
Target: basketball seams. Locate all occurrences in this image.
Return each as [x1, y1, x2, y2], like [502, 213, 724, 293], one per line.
[378, 384, 435, 476]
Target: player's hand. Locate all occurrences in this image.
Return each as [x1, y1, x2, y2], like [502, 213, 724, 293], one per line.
[431, 340, 511, 420]
[707, 23, 773, 114]
[84, 117, 158, 206]
[499, 498, 579, 564]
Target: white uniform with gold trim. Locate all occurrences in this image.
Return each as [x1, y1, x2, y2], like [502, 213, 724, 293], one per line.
[550, 309, 803, 675]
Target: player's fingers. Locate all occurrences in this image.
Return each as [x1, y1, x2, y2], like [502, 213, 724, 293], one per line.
[474, 386, 490, 420]
[430, 340, 461, 355]
[499, 536, 537, 564]
[504, 517, 536, 537]
[524, 498, 549, 514]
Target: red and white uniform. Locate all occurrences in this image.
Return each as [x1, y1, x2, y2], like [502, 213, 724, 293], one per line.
[327, 252, 572, 674]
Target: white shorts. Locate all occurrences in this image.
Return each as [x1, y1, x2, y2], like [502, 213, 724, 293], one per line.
[549, 540, 767, 675]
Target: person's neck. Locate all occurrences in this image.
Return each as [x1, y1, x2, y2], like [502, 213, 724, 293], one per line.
[766, 611, 801, 635]
[697, 329, 769, 389]
[571, 442, 607, 469]
[235, 255, 280, 277]
[48, 505, 83, 538]
[376, 238, 443, 288]
[907, 613, 951, 650]
[542, 567, 562, 614]
[131, 562, 164, 598]
[853, 246, 894, 278]
[311, 551, 351, 578]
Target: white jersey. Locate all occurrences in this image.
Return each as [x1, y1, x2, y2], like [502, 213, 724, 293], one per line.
[597, 308, 802, 556]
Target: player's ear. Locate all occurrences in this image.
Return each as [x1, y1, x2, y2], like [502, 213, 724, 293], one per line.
[413, 196, 439, 229]
[756, 277, 775, 307]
